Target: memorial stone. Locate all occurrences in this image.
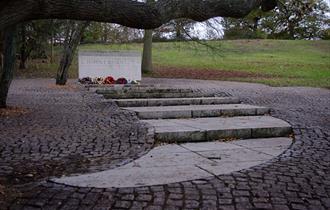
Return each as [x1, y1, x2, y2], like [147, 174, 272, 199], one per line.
[78, 51, 142, 81]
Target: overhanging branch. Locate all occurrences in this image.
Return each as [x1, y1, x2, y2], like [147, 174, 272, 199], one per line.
[0, 0, 277, 30]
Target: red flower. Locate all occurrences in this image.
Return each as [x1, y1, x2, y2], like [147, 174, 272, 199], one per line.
[103, 76, 115, 84]
[116, 78, 128, 84]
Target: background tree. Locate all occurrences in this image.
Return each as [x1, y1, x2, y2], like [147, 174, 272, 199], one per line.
[141, 29, 153, 73]
[153, 19, 196, 41]
[83, 22, 104, 43]
[320, 18, 330, 39]
[0, 27, 17, 108]
[141, 0, 155, 74]
[18, 24, 29, 69]
[222, 9, 267, 39]
[221, 0, 329, 40]
[264, 0, 329, 39]
[83, 23, 143, 43]
[202, 18, 224, 40]
[0, 32, 3, 69]
[56, 21, 89, 85]
[171, 19, 196, 41]
[17, 20, 63, 69]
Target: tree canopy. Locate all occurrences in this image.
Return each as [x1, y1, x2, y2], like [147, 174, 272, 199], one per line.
[222, 0, 330, 40]
[0, 0, 277, 30]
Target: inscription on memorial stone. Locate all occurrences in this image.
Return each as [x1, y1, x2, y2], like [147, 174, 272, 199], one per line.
[79, 51, 142, 81]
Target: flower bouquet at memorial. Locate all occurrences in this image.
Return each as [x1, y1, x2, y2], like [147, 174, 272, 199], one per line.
[103, 76, 115, 85]
[130, 80, 140, 85]
[116, 77, 128, 85]
[78, 77, 93, 84]
[92, 77, 104, 85]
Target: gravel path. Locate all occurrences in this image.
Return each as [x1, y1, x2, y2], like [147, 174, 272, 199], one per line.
[1, 78, 330, 210]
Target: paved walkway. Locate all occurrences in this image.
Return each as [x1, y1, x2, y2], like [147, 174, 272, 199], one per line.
[1, 78, 330, 210]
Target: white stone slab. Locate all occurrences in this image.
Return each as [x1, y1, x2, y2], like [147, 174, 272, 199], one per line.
[229, 137, 292, 157]
[181, 142, 242, 152]
[198, 160, 267, 175]
[55, 165, 211, 188]
[52, 138, 291, 188]
[231, 137, 292, 148]
[120, 144, 214, 168]
[78, 51, 141, 81]
[198, 148, 273, 162]
[253, 148, 288, 156]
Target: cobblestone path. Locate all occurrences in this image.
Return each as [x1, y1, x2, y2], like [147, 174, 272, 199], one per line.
[1, 78, 330, 210]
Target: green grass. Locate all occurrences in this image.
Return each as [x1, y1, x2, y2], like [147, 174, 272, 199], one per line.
[17, 39, 330, 88]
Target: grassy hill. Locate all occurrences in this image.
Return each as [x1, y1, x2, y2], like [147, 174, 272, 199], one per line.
[16, 39, 330, 88]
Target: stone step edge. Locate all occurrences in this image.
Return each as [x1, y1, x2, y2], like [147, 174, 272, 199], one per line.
[153, 126, 292, 143]
[131, 105, 270, 119]
[142, 116, 292, 143]
[113, 97, 241, 107]
[101, 92, 217, 99]
[96, 88, 194, 95]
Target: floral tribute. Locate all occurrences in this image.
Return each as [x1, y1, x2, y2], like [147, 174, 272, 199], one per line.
[93, 77, 104, 84]
[79, 75, 139, 85]
[103, 76, 115, 84]
[78, 77, 92, 84]
[116, 77, 128, 85]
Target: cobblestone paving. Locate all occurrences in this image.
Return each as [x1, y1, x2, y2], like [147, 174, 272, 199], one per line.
[2, 78, 330, 210]
[0, 79, 153, 197]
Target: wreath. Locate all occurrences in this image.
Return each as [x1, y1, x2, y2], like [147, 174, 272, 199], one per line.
[79, 77, 92, 84]
[103, 76, 115, 84]
[116, 77, 128, 84]
[92, 77, 104, 84]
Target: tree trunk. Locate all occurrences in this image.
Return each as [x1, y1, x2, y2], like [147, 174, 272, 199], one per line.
[103, 23, 109, 43]
[56, 21, 89, 86]
[253, 17, 259, 32]
[50, 20, 54, 64]
[0, 32, 3, 69]
[175, 21, 184, 41]
[19, 24, 28, 69]
[288, 22, 295, 40]
[141, 30, 153, 74]
[0, 26, 17, 108]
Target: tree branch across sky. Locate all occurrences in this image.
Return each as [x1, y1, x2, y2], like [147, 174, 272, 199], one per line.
[0, 0, 277, 30]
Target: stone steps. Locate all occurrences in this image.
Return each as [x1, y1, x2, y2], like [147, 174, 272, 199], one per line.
[101, 91, 216, 99]
[52, 87, 294, 189]
[114, 97, 240, 107]
[96, 88, 220, 99]
[97, 87, 292, 143]
[97, 88, 194, 95]
[124, 104, 269, 119]
[142, 116, 292, 143]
